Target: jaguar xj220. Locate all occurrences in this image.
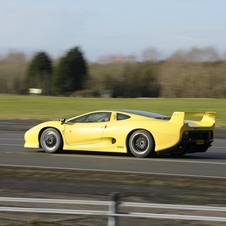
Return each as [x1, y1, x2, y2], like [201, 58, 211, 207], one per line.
[24, 109, 216, 157]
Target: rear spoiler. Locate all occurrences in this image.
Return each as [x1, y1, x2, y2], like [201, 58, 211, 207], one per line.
[169, 112, 216, 126]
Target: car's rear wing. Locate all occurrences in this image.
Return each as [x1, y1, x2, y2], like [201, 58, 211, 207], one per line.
[169, 112, 216, 126]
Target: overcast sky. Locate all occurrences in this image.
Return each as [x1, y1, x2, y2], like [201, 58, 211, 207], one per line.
[0, 0, 225, 61]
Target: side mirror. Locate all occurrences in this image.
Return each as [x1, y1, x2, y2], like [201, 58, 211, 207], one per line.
[60, 118, 66, 125]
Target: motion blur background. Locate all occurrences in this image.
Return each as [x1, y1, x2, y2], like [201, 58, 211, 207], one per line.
[0, 0, 226, 98]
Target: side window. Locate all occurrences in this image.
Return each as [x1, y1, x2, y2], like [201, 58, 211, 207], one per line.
[70, 115, 87, 123]
[70, 112, 111, 123]
[96, 112, 111, 122]
[117, 113, 130, 120]
[84, 113, 99, 122]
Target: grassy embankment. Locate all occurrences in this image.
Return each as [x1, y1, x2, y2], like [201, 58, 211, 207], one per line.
[0, 95, 225, 127]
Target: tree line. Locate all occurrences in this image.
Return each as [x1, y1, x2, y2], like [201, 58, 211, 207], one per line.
[0, 46, 226, 98]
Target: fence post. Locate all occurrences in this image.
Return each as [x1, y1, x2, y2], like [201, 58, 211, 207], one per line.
[108, 192, 121, 226]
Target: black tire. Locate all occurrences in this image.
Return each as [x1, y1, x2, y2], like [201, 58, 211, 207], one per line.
[40, 128, 63, 153]
[128, 130, 155, 158]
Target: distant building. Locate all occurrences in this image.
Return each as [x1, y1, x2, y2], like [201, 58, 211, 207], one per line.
[101, 90, 113, 98]
[29, 88, 42, 95]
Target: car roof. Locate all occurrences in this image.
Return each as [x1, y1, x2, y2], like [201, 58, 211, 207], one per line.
[114, 109, 170, 120]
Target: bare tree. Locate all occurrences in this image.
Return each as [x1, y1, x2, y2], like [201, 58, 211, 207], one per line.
[142, 47, 161, 62]
[0, 51, 27, 94]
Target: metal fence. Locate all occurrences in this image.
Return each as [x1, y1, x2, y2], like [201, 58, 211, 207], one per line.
[1, 193, 226, 225]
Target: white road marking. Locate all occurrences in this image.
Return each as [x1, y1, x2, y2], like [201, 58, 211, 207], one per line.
[0, 164, 226, 179]
[0, 144, 22, 146]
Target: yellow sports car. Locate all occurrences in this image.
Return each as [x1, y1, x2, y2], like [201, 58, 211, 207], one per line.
[24, 109, 216, 158]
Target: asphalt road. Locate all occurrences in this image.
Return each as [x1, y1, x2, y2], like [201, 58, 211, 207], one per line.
[0, 124, 226, 225]
[0, 130, 226, 178]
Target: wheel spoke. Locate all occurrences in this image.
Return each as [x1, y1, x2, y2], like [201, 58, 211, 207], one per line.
[134, 134, 148, 152]
[129, 130, 154, 158]
[40, 128, 62, 153]
[44, 132, 57, 148]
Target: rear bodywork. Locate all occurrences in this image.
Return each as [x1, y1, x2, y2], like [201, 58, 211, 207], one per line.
[24, 110, 216, 155]
[158, 112, 215, 155]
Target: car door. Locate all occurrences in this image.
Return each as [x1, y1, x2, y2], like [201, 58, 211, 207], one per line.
[64, 112, 111, 146]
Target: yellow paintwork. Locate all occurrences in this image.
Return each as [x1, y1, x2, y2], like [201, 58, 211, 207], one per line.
[24, 110, 216, 153]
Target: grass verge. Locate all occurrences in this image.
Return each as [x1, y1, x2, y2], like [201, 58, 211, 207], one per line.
[0, 95, 225, 127]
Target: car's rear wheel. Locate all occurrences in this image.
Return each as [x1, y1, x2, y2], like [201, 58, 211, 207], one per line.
[40, 128, 63, 153]
[128, 130, 155, 158]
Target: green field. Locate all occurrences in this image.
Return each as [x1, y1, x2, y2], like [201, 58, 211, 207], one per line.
[0, 95, 225, 127]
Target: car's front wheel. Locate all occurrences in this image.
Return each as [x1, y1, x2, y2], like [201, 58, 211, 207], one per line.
[40, 128, 63, 153]
[128, 130, 155, 158]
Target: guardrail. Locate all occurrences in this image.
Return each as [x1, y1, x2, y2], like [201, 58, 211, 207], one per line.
[1, 193, 226, 225]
